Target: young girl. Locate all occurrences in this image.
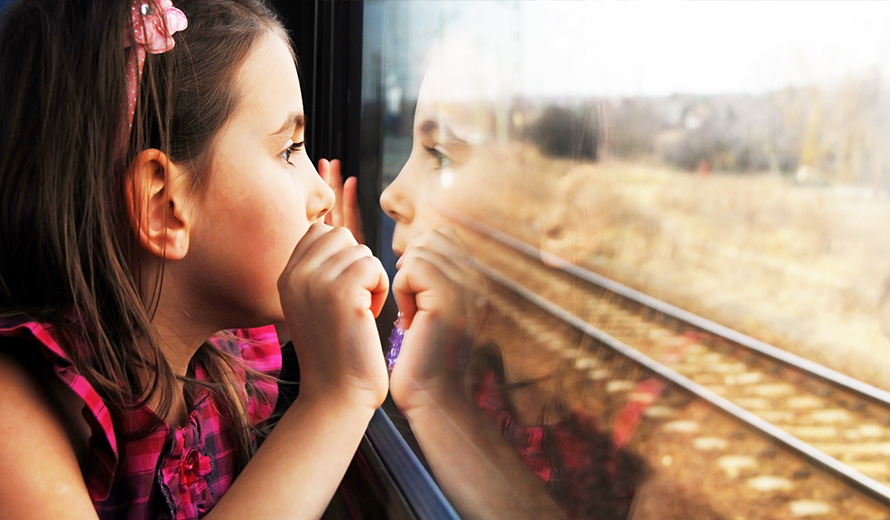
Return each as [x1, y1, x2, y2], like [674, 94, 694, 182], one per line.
[0, 0, 390, 519]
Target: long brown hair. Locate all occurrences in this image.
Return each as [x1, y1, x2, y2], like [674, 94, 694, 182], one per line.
[0, 0, 289, 465]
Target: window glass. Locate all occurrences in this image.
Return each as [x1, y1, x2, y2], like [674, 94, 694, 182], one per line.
[364, 2, 890, 518]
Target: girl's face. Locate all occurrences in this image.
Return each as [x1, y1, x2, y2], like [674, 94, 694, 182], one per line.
[182, 31, 333, 328]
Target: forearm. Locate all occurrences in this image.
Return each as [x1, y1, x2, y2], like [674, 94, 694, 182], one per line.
[402, 391, 567, 520]
[206, 394, 376, 520]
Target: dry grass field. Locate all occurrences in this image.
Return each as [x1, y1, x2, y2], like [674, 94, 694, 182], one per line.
[468, 150, 890, 392]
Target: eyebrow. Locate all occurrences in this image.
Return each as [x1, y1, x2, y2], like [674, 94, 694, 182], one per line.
[419, 119, 439, 137]
[418, 118, 468, 144]
[272, 112, 306, 137]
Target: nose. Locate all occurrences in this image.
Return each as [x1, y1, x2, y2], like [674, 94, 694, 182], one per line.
[306, 163, 335, 221]
[380, 172, 414, 224]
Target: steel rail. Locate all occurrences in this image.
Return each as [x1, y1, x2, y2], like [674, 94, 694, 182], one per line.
[476, 260, 890, 506]
[452, 214, 890, 409]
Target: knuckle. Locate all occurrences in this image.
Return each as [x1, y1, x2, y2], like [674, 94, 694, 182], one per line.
[332, 226, 356, 243]
[355, 254, 376, 269]
[277, 267, 297, 290]
[354, 254, 384, 276]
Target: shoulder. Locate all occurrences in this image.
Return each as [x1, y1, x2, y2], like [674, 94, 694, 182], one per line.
[0, 337, 92, 459]
[0, 317, 120, 499]
[0, 349, 98, 519]
[0, 345, 65, 419]
[0, 345, 72, 428]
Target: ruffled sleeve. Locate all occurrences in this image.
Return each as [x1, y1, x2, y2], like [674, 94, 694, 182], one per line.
[0, 315, 119, 502]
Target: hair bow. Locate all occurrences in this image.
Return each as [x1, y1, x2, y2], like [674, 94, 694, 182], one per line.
[120, 0, 188, 158]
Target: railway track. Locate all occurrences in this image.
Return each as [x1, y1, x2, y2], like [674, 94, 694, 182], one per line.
[451, 216, 890, 519]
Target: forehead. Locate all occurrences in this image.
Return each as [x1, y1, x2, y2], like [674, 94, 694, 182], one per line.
[416, 83, 492, 144]
[415, 45, 509, 145]
[228, 30, 303, 133]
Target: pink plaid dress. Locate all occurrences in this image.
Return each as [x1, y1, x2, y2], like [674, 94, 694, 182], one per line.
[0, 316, 281, 520]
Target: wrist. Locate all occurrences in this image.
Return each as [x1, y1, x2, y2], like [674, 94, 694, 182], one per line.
[392, 375, 472, 417]
[296, 378, 387, 414]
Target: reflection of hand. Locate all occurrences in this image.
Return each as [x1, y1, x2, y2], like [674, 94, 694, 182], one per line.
[387, 230, 566, 520]
[319, 158, 365, 245]
[389, 228, 486, 412]
[278, 222, 389, 409]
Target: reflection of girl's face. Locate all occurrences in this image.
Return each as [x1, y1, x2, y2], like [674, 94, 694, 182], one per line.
[381, 49, 540, 257]
[380, 81, 480, 256]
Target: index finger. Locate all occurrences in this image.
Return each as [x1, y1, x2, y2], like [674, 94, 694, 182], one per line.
[320, 158, 344, 228]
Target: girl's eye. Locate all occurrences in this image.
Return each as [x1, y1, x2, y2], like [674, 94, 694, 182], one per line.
[279, 139, 305, 165]
[424, 144, 453, 170]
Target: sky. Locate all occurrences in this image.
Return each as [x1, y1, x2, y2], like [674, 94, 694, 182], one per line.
[380, 1, 890, 99]
[519, 1, 890, 98]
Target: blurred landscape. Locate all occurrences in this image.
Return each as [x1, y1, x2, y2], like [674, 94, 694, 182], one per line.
[372, 0, 890, 394]
[463, 67, 890, 387]
[381, 71, 890, 390]
[604, 72, 890, 186]
[545, 159, 890, 392]
[368, 3, 890, 514]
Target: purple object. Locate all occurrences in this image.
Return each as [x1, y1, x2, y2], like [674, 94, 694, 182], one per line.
[386, 314, 404, 371]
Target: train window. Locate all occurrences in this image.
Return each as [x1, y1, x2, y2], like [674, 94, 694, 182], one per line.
[361, 1, 890, 518]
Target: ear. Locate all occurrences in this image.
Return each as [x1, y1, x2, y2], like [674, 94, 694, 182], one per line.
[125, 149, 193, 261]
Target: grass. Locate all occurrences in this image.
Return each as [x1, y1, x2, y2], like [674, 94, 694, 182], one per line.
[477, 151, 890, 391]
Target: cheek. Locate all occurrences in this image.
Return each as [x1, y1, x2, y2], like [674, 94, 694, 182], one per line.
[223, 174, 307, 258]
[263, 185, 309, 254]
[420, 172, 480, 219]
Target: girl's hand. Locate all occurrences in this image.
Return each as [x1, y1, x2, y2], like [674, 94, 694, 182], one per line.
[319, 158, 365, 245]
[389, 229, 487, 412]
[278, 222, 389, 409]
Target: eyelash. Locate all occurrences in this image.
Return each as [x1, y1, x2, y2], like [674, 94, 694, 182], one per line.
[280, 140, 305, 164]
[424, 145, 453, 170]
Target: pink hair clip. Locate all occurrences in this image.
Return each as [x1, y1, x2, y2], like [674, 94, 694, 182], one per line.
[119, 0, 188, 159]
